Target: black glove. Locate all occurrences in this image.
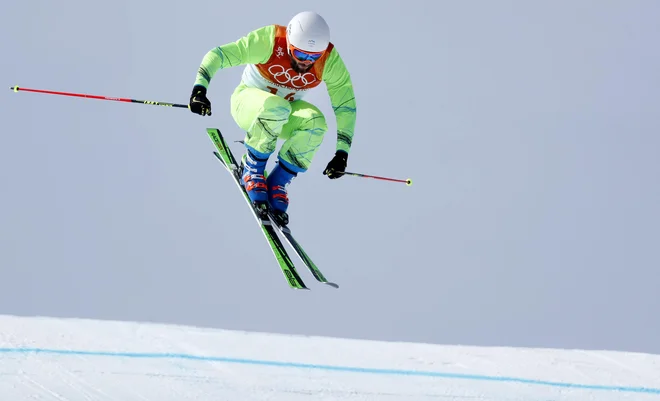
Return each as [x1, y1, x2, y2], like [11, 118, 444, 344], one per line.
[323, 150, 348, 179]
[189, 85, 212, 116]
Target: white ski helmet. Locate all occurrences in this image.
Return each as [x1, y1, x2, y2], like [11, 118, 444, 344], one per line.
[286, 11, 330, 53]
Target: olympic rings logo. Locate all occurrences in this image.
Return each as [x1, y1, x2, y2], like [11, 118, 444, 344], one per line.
[268, 65, 317, 88]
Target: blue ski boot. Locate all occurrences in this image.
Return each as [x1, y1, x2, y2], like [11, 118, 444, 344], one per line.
[266, 161, 297, 227]
[240, 150, 269, 217]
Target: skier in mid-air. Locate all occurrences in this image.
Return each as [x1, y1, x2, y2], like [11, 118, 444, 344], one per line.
[188, 11, 357, 226]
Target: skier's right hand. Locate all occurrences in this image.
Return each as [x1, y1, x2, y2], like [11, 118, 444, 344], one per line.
[189, 85, 212, 116]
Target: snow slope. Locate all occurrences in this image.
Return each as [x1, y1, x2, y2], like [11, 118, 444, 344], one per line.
[0, 315, 658, 400]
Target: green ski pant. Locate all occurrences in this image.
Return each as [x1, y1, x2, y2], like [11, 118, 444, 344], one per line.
[230, 84, 328, 173]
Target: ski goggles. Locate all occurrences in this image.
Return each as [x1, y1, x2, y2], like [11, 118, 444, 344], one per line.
[289, 45, 324, 64]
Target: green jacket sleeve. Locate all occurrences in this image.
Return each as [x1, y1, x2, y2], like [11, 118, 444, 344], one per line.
[194, 25, 276, 89]
[322, 47, 357, 155]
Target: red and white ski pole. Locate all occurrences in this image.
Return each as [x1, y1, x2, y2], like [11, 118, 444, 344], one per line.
[10, 86, 189, 109]
[342, 171, 413, 186]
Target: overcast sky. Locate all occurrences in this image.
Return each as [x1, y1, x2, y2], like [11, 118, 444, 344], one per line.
[2, 0, 659, 355]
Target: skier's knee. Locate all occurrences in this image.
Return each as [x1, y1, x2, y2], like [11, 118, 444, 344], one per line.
[313, 114, 328, 134]
[300, 108, 327, 134]
[259, 95, 292, 118]
[304, 112, 328, 144]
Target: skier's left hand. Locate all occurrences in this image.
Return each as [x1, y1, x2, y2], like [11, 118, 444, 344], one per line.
[323, 151, 348, 179]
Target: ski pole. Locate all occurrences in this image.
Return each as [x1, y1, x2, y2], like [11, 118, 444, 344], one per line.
[342, 171, 413, 186]
[10, 86, 189, 109]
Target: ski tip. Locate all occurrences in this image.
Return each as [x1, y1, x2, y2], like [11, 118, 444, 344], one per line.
[325, 282, 340, 289]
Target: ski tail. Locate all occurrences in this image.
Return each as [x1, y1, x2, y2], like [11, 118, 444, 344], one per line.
[269, 215, 339, 288]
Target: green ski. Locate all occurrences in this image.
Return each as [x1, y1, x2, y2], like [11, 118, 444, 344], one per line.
[267, 214, 339, 288]
[206, 128, 308, 290]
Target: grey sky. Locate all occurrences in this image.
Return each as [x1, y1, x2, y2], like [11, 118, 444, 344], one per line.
[2, 0, 659, 355]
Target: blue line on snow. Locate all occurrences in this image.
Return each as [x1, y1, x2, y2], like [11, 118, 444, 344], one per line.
[1, 347, 659, 395]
